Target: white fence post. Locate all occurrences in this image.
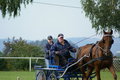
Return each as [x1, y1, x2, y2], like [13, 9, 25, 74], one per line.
[29, 57, 32, 72]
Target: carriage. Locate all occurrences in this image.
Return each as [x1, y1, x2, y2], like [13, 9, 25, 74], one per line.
[34, 57, 96, 80]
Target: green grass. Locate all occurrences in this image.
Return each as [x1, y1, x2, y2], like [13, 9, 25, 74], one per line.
[0, 71, 119, 80]
[0, 71, 35, 80]
[92, 71, 120, 80]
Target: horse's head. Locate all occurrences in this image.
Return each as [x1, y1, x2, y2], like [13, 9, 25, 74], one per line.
[100, 30, 114, 54]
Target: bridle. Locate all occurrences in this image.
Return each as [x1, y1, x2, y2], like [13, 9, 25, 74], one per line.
[96, 34, 113, 56]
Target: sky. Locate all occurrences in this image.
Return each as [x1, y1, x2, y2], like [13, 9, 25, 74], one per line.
[0, 0, 118, 41]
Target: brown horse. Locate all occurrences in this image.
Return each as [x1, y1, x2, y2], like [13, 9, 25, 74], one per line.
[76, 30, 117, 80]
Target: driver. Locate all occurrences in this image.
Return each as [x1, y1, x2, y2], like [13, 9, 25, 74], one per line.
[51, 33, 76, 67]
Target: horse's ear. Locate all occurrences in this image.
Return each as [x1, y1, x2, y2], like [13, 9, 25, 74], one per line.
[103, 30, 106, 34]
[110, 30, 113, 34]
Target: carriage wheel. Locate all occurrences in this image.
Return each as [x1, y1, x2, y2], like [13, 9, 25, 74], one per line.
[64, 78, 70, 80]
[48, 71, 58, 80]
[36, 70, 46, 80]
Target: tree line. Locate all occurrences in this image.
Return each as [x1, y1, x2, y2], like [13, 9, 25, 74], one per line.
[0, 37, 45, 71]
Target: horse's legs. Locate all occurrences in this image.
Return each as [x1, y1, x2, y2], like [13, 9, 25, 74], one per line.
[108, 65, 117, 80]
[86, 67, 94, 80]
[95, 66, 101, 80]
[80, 67, 87, 80]
[81, 69, 86, 80]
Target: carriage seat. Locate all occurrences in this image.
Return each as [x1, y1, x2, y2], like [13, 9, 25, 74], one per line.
[48, 57, 76, 69]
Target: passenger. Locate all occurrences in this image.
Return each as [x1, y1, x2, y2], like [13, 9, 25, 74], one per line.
[44, 35, 54, 68]
[51, 33, 76, 67]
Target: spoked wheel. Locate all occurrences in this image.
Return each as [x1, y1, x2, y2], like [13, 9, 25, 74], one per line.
[36, 70, 46, 80]
[64, 78, 70, 80]
[47, 71, 59, 80]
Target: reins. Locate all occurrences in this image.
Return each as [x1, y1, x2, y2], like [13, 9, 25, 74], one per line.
[73, 34, 97, 45]
[80, 56, 112, 68]
[59, 55, 89, 78]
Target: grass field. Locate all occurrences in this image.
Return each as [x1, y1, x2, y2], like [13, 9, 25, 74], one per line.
[0, 71, 119, 80]
[0, 71, 35, 80]
[92, 71, 120, 80]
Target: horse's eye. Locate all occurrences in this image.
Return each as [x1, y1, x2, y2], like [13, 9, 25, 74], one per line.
[102, 40, 105, 43]
[111, 40, 114, 44]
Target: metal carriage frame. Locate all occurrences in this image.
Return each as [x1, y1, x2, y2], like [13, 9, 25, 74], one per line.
[34, 58, 96, 80]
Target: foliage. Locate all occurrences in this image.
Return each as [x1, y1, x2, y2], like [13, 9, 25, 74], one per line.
[0, 51, 3, 56]
[3, 37, 44, 57]
[29, 39, 47, 49]
[81, 0, 120, 33]
[0, 0, 33, 17]
[29, 39, 57, 48]
[0, 59, 8, 71]
[2, 37, 45, 71]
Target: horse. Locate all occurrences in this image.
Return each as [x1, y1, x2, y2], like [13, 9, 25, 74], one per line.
[76, 30, 117, 80]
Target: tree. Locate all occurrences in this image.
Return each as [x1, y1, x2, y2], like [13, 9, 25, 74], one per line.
[2, 37, 45, 71]
[3, 37, 44, 57]
[0, 51, 3, 56]
[81, 0, 120, 33]
[0, 0, 33, 17]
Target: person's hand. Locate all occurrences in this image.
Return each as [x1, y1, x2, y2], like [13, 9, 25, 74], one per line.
[48, 50, 50, 53]
[55, 51, 61, 54]
[72, 48, 76, 52]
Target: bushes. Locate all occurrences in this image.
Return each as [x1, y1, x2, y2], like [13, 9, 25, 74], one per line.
[0, 37, 45, 71]
[0, 59, 8, 71]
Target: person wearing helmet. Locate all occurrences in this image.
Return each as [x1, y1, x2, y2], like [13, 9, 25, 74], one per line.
[44, 35, 54, 68]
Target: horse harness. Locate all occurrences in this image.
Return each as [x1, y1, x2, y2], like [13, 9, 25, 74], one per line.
[80, 38, 113, 68]
[60, 34, 113, 73]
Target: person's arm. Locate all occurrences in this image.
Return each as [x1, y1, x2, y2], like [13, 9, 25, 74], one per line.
[45, 44, 49, 53]
[50, 44, 61, 56]
[44, 44, 50, 59]
[66, 41, 76, 52]
[50, 44, 56, 57]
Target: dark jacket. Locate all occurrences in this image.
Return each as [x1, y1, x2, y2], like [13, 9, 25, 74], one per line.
[51, 40, 76, 66]
[44, 41, 54, 59]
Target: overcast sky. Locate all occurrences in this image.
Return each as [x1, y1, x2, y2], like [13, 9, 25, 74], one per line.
[0, 0, 117, 41]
